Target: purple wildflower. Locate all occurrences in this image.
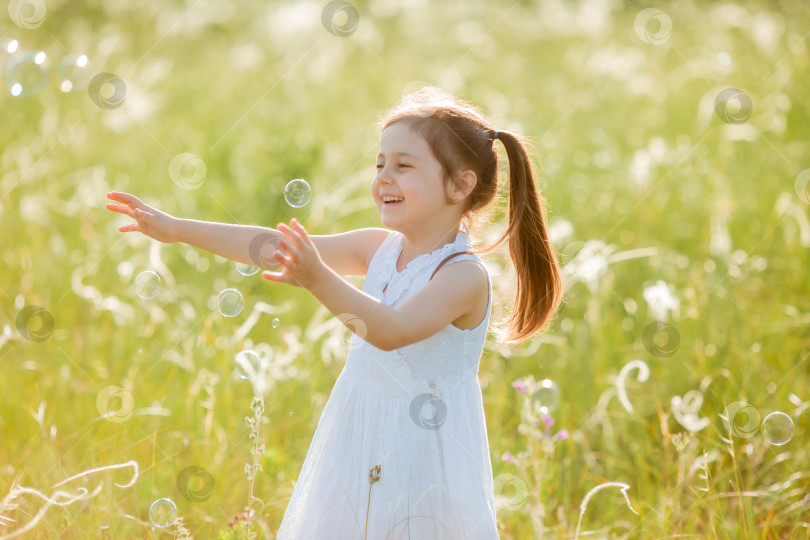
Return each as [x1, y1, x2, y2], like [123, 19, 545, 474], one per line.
[501, 451, 518, 464]
[512, 379, 528, 393]
[553, 429, 570, 441]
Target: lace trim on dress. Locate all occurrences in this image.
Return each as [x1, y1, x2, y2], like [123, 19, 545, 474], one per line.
[381, 230, 469, 306]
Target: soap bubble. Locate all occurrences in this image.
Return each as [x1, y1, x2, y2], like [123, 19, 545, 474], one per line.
[56, 54, 90, 93]
[761, 411, 794, 446]
[7, 50, 50, 97]
[236, 262, 260, 276]
[271, 317, 280, 328]
[134, 271, 161, 299]
[234, 349, 263, 379]
[217, 288, 243, 317]
[149, 498, 177, 528]
[284, 179, 311, 207]
[532, 379, 560, 414]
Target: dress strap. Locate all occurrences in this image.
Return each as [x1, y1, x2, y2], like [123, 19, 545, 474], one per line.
[429, 251, 471, 281]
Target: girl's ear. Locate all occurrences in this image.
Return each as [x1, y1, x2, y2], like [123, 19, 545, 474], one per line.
[453, 170, 478, 200]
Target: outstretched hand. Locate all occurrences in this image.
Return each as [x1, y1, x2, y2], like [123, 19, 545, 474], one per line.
[262, 218, 328, 290]
[106, 191, 180, 244]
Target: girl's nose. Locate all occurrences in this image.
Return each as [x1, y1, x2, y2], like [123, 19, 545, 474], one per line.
[377, 167, 394, 183]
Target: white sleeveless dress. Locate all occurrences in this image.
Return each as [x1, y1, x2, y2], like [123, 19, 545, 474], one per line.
[276, 228, 499, 539]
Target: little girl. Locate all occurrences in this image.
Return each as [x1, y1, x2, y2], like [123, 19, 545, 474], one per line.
[107, 86, 562, 539]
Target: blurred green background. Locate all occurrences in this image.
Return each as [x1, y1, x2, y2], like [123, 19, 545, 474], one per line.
[2, 0, 809, 537]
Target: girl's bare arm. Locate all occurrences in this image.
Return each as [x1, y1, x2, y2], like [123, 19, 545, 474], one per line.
[106, 191, 283, 269]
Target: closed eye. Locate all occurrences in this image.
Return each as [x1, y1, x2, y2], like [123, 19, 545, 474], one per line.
[375, 163, 412, 169]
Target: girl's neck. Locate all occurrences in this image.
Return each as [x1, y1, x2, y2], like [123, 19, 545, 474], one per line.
[398, 224, 465, 268]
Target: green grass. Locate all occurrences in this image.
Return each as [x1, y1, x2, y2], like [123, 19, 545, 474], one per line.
[1, 0, 809, 537]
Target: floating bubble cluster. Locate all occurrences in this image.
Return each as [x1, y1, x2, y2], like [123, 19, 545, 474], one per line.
[3, 41, 94, 97]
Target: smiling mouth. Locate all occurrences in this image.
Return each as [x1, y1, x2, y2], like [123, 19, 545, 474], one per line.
[382, 198, 404, 207]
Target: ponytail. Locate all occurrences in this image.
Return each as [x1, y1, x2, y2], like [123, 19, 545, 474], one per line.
[489, 130, 563, 345]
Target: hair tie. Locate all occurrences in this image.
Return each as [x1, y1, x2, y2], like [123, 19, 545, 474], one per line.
[489, 129, 499, 141]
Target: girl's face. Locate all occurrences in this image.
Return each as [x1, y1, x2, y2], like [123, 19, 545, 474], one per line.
[372, 122, 450, 233]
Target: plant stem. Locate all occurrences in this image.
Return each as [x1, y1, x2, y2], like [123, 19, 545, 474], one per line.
[727, 435, 750, 540]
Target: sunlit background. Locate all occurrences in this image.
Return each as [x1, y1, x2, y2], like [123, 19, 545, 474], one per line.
[2, 0, 809, 537]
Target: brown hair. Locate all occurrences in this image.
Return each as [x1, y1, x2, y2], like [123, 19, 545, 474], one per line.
[380, 86, 563, 345]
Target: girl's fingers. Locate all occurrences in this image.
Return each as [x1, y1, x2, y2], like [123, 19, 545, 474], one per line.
[262, 271, 287, 283]
[107, 191, 150, 212]
[278, 238, 299, 258]
[277, 222, 302, 249]
[289, 219, 311, 244]
[106, 203, 135, 217]
[274, 249, 292, 265]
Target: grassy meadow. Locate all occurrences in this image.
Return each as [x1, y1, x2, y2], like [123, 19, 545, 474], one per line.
[1, 0, 809, 537]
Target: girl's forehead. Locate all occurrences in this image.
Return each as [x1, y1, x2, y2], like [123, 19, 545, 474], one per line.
[379, 122, 428, 155]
